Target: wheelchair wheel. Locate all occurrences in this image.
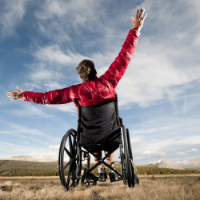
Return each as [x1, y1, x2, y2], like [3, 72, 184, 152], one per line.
[58, 129, 81, 190]
[123, 127, 133, 188]
[127, 128, 139, 187]
[125, 142, 133, 187]
[120, 149, 127, 185]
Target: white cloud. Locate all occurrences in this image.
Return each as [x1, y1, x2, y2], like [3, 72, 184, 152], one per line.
[32, 147, 67, 160]
[142, 150, 166, 157]
[192, 34, 200, 46]
[129, 115, 200, 163]
[49, 145, 59, 151]
[33, 45, 85, 65]
[0, 0, 26, 37]
[33, 0, 107, 45]
[187, 148, 199, 153]
[0, 140, 23, 148]
[24, 45, 88, 94]
[28, 63, 65, 81]
[34, 0, 102, 26]
[10, 103, 52, 118]
[25, 63, 65, 91]
[0, 120, 59, 142]
[176, 152, 186, 156]
[46, 103, 77, 113]
[117, 48, 200, 107]
[0, 142, 59, 159]
[131, 136, 143, 144]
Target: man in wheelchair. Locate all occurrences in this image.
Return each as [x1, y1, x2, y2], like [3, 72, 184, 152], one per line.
[7, 8, 147, 189]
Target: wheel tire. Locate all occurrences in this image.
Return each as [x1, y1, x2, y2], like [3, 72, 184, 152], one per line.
[122, 157, 127, 185]
[122, 127, 132, 188]
[127, 128, 138, 187]
[125, 145, 133, 188]
[58, 129, 81, 190]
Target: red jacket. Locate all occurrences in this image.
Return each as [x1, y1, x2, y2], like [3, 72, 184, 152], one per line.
[23, 29, 140, 110]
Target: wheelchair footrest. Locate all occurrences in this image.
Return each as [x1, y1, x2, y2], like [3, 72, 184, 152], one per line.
[81, 172, 98, 186]
[109, 173, 124, 182]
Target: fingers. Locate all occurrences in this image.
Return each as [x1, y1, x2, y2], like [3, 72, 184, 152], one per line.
[7, 91, 17, 100]
[11, 98, 17, 101]
[7, 91, 17, 95]
[135, 8, 139, 19]
[130, 16, 134, 23]
[136, 8, 147, 21]
[138, 8, 145, 19]
[16, 86, 23, 92]
[141, 12, 147, 21]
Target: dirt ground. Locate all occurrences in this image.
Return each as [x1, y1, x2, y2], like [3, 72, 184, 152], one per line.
[0, 175, 200, 200]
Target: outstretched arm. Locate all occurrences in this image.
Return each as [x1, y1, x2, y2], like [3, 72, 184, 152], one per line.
[101, 8, 147, 89]
[7, 85, 79, 105]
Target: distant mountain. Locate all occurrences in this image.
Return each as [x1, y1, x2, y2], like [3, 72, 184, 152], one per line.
[176, 158, 200, 168]
[3, 155, 57, 162]
[1, 155, 97, 164]
[141, 158, 184, 170]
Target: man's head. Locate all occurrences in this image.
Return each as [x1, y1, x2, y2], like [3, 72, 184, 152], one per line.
[76, 59, 97, 82]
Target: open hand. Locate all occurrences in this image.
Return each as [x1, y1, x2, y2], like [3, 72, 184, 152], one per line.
[7, 86, 24, 100]
[131, 8, 147, 31]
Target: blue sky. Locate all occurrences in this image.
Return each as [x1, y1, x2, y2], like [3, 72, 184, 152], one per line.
[0, 0, 200, 165]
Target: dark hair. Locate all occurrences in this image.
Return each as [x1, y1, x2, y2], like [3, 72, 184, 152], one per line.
[76, 59, 97, 81]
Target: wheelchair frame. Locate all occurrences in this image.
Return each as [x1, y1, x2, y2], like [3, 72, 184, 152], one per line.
[58, 95, 139, 190]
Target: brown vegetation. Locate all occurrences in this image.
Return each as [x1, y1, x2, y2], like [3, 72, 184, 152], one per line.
[1, 160, 199, 177]
[0, 176, 200, 200]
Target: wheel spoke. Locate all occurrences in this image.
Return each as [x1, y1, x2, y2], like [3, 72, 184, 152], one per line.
[64, 147, 73, 159]
[66, 163, 73, 186]
[63, 160, 73, 170]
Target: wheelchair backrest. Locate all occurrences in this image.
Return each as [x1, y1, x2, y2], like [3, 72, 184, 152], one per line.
[74, 95, 121, 147]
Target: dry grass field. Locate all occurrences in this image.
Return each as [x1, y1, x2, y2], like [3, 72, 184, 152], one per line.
[0, 176, 200, 200]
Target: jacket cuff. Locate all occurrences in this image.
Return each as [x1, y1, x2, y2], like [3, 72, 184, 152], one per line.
[129, 29, 140, 38]
[23, 91, 28, 101]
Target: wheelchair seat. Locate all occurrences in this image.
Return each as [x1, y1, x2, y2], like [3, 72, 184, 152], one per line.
[79, 101, 121, 152]
[58, 94, 139, 190]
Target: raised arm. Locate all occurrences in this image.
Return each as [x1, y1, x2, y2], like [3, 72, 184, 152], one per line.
[7, 85, 79, 105]
[100, 8, 147, 89]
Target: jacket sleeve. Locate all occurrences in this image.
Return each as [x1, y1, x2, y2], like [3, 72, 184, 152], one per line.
[23, 84, 79, 105]
[100, 29, 140, 88]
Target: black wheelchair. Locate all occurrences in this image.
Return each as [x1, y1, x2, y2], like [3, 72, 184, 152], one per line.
[58, 95, 139, 190]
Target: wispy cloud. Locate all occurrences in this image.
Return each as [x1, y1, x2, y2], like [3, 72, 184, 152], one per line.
[129, 113, 200, 164]
[0, 120, 60, 143]
[49, 145, 59, 151]
[0, 140, 24, 147]
[0, 141, 58, 159]
[142, 150, 166, 157]
[176, 152, 186, 156]
[186, 148, 199, 153]
[46, 103, 77, 113]
[33, 45, 85, 66]
[10, 103, 53, 118]
[0, 0, 26, 37]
